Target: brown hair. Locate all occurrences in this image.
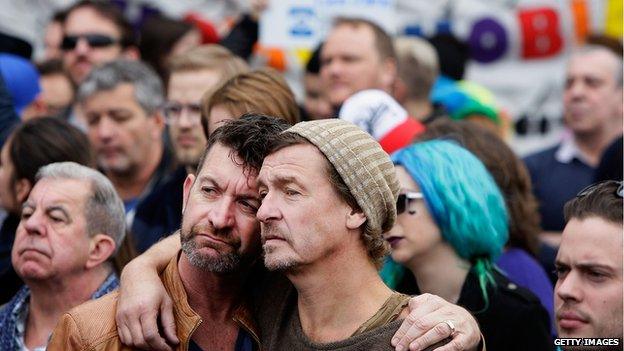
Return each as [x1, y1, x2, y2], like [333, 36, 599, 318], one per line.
[6, 117, 94, 213]
[167, 44, 249, 82]
[196, 113, 291, 177]
[417, 119, 541, 255]
[333, 17, 396, 62]
[564, 180, 623, 224]
[267, 132, 388, 266]
[200, 68, 300, 137]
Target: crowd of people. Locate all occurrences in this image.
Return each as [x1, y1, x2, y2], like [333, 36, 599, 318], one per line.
[0, 1, 621, 350]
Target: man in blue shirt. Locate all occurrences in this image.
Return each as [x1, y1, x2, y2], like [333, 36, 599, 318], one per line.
[525, 45, 623, 243]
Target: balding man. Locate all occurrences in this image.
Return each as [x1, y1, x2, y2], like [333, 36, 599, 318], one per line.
[320, 18, 398, 114]
[525, 45, 623, 244]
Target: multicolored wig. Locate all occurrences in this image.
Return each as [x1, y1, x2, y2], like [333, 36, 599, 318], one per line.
[391, 140, 509, 307]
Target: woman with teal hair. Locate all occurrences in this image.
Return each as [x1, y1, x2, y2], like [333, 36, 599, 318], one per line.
[384, 140, 551, 351]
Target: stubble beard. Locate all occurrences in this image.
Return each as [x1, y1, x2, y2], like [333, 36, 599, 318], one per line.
[180, 225, 242, 274]
[262, 224, 299, 272]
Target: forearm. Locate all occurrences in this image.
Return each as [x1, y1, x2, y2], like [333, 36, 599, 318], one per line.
[116, 232, 181, 350]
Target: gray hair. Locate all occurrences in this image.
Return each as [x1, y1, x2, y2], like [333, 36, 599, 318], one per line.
[572, 44, 623, 88]
[77, 59, 164, 114]
[394, 36, 439, 100]
[36, 162, 126, 254]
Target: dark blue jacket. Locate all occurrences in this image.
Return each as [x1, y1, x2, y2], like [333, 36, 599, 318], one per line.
[131, 166, 186, 253]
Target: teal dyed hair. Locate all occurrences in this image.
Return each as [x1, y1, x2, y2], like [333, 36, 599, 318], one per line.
[391, 140, 509, 308]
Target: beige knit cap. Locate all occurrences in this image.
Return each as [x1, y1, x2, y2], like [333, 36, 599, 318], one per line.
[286, 119, 400, 236]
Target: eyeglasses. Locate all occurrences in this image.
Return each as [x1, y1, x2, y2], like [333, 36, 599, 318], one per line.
[576, 180, 623, 198]
[61, 34, 120, 50]
[397, 191, 423, 215]
[162, 102, 202, 125]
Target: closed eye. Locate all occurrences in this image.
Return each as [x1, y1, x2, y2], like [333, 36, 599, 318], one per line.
[239, 200, 259, 213]
[285, 188, 300, 196]
[20, 210, 33, 220]
[202, 186, 217, 195]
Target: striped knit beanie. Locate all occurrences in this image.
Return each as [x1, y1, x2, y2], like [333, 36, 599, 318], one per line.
[285, 119, 400, 236]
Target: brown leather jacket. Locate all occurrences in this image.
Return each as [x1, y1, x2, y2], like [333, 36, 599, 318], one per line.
[47, 254, 261, 350]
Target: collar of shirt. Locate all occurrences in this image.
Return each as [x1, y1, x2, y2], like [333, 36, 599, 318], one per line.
[555, 133, 592, 165]
[10, 287, 30, 350]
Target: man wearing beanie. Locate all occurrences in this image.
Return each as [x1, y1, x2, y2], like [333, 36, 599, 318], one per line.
[255, 119, 412, 349]
[83, 118, 483, 351]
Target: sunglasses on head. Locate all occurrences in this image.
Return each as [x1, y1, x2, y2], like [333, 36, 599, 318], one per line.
[61, 34, 119, 50]
[576, 180, 623, 199]
[396, 191, 424, 215]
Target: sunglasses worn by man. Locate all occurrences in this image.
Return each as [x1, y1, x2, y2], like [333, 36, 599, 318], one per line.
[61, 34, 120, 50]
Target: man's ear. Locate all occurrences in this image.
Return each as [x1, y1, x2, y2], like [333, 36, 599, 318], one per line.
[151, 111, 166, 139]
[182, 174, 196, 213]
[14, 178, 32, 204]
[393, 78, 408, 104]
[85, 234, 116, 269]
[380, 58, 398, 93]
[346, 208, 367, 230]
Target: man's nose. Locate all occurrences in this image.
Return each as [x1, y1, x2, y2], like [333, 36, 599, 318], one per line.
[95, 116, 116, 141]
[22, 211, 46, 237]
[555, 271, 583, 303]
[325, 60, 342, 76]
[566, 80, 586, 99]
[209, 198, 235, 230]
[74, 37, 91, 55]
[178, 108, 197, 129]
[256, 192, 281, 223]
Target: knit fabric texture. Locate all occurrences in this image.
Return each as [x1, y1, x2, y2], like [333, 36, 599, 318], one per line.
[286, 119, 400, 236]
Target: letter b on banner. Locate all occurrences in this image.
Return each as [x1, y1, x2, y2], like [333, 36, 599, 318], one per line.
[519, 7, 563, 58]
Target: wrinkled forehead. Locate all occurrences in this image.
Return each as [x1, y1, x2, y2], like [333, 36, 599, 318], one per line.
[259, 143, 327, 182]
[28, 178, 90, 209]
[198, 143, 259, 188]
[567, 50, 619, 79]
[558, 217, 623, 268]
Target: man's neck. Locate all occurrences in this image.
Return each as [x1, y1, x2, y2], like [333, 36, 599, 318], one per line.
[405, 243, 470, 304]
[25, 266, 112, 348]
[178, 254, 247, 350]
[110, 142, 164, 201]
[288, 246, 394, 343]
[403, 99, 433, 121]
[573, 125, 622, 167]
[178, 253, 246, 321]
